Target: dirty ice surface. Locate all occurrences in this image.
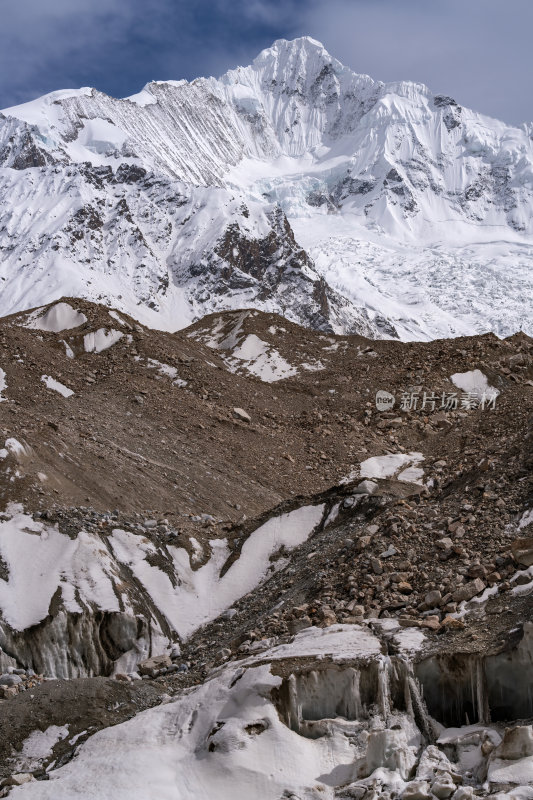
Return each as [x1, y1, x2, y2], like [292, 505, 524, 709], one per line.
[360, 453, 425, 484]
[110, 503, 325, 639]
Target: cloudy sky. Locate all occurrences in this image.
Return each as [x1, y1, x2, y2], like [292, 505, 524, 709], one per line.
[1, 0, 531, 124]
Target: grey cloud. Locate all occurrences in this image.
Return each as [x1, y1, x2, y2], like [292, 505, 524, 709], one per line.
[1, 0, 530, 124]
[301, 0, 533, 124]
[0, 0, 144, 105]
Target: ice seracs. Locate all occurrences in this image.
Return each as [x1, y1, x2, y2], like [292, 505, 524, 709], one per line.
[0, 502, 325, 673]
[11, 634, 533, 800]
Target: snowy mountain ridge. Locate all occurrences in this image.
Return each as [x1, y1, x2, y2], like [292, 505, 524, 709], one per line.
[1, 36, 532, 338]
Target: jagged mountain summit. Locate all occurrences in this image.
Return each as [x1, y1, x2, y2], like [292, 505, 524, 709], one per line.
[1, 36, 532, 338]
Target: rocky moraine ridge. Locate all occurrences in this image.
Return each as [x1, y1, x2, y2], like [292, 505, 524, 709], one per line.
[0, 298, 530, 798]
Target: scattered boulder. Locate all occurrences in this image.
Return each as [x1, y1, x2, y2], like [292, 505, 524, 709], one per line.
[353, 479, 378, 495]
[492, 725, 533, 760]
[232, 407, 251, 423]
[453, 578, 485, 603]
[424, 590, 442, 607]
[0, 673, 22, 686]
[288, 616, 312, 635]
[511, 536, 533, 567]
[398, 581, 413, 594]
[138, 654, 172, 677]
[441, 616, 465, 631]
[319, 607, 337, 627]
[421, 615, 441, 631]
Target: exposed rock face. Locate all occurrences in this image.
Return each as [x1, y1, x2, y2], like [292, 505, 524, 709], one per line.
[0, 119, 54, 170]
[0, 151, 384, 336]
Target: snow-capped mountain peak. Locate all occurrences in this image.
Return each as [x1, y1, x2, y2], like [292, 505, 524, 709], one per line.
[246, 34, 348, 88]
[0, 38, 532, 340]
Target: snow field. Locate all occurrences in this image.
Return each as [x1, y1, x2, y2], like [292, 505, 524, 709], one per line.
[2, 39, 532, 339]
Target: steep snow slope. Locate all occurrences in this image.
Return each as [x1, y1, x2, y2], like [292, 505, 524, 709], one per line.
[1, 37, 532, 338]
[0, 163, 375, 335]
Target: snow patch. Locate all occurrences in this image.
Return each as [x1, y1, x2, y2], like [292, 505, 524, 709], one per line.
[0, 510, 122, 631]
[144, 358, 187, 387]
[226, 334, 298, 382]
[324, 502, 341, 528]
[25, 303, 87, 333]
[519, 509, 533, 530]
[450, 369, 500, 401]
[246, 623, 382, 662]
[146, 358, 177, 378]
[3, 438, 30, 459]
[83, 329, 123, 353]
[393, 628, 426, 654]
[108, 310, 130, 327]
[110, 503, 324, 639]
[14, 726, 70, 773]
[70, 118, 128, 158]
[125, 86, 158, 107]
[60, 340, 75, 359]
[41, 375, 74, 398]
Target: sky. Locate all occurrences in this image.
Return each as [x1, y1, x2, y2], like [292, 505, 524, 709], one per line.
[1, 0, 531, 125]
